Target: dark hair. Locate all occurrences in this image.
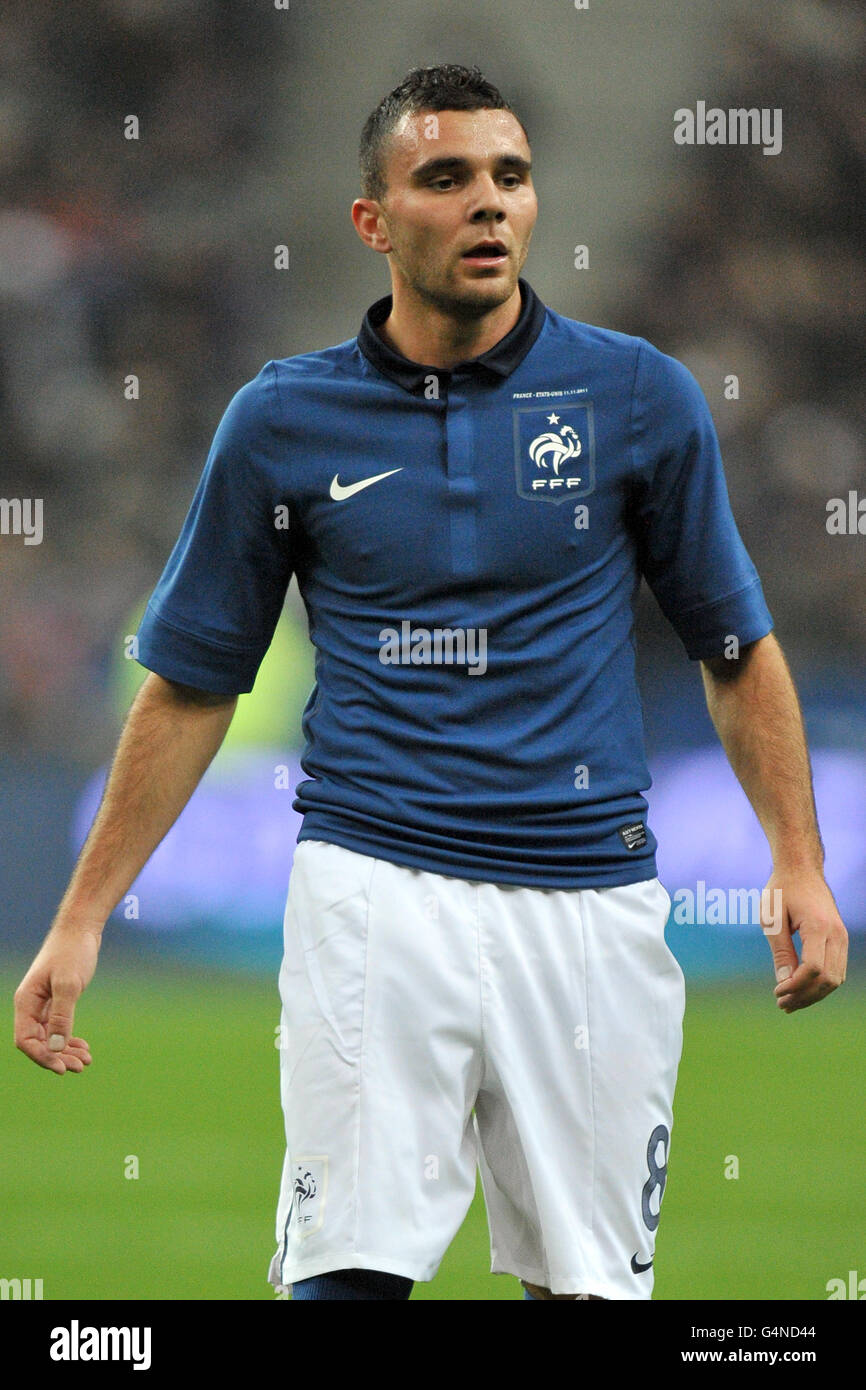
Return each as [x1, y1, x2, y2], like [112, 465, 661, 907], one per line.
[359, 64, 526, 201]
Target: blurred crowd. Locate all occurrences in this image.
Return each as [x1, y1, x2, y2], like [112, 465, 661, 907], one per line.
[0, 0, 863, 761]
[0, 0, 291, 758]
[619, 3, 866, 665]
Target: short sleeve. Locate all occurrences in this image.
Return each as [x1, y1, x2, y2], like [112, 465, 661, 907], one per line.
[629, 339, 773, 660]
[136, 361, 294, 693]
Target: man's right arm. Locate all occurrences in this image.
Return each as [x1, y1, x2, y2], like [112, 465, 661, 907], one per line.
[14, 671, 238, 1073]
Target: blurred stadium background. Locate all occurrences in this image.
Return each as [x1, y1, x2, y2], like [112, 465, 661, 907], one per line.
[1, 0, 863, 1300]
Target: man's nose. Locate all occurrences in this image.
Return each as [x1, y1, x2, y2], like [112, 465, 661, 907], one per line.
[468, 174, 507, 221]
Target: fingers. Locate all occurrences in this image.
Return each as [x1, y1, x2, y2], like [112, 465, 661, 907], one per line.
[14, 929, 100, 1074]
[15, 1025, 92, 1074]
[774, 921, 847, 1013]
[55, 1044, 91, 1074]
[14, 981, 91, 1074]
[824, 920, 849, 988]
[761, 876, 848, 1014]
[59, 1038, 93, 1073]
[763, 917, 798, 989]
[774, 962, 828, 1012]
[45, 977, 79, 1055]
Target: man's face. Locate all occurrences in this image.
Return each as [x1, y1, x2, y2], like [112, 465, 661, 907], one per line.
[374, 107, 537, 318]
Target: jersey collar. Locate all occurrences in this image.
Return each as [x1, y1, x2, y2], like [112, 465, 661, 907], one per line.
[358, 278, 547, 392]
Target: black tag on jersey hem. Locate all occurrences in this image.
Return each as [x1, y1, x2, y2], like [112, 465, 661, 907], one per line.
[619, 822, 648, 851]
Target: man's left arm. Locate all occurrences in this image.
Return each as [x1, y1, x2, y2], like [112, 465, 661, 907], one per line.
[700, 632, 848, 1012]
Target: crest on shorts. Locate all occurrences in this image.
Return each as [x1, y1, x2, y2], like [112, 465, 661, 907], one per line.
[289, 1157, 328, 1238]
[513, 402, 595, 503]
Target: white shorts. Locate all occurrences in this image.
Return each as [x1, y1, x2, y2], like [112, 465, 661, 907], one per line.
[267, 839, 685, 1299]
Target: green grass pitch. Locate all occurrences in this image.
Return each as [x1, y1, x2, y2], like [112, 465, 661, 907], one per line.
[2, 959, 862, 1300]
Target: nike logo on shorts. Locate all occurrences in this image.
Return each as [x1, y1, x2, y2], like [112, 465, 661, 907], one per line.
[630, 1253, 653, 1274]
[329, 469, 403, 501]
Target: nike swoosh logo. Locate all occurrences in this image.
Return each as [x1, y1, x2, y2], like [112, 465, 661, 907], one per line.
[630, 1253, 653, 1274]
[329, 468, 403, 501]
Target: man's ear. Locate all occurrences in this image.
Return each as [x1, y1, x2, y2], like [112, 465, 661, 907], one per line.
[351, 198, 392, 254]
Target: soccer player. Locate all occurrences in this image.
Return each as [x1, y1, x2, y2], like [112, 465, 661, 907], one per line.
[15, 65, 847, 1301]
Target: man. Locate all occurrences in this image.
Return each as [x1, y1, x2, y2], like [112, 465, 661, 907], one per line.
[15, 65, 847, 1301]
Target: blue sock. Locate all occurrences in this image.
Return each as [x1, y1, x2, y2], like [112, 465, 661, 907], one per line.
[291, 1268, 413, 1300]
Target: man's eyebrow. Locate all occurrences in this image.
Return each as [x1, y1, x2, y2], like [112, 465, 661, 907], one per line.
[410, 154, 532, 182]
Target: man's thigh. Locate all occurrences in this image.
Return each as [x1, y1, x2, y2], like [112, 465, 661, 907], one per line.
[474, 876, 685, 1300]
[270, 840, 485, 1290]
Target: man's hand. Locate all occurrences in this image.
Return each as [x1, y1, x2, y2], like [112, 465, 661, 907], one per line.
[14, 923, 101, 1074]
[762, 871, 848, 1013]
[701, 635, 848, 1015]
[12, 672, 238, 1077]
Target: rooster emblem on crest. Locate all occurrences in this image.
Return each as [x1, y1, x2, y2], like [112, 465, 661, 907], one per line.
[529, 422, 582, 475]
[294, 1169, 317, 1222]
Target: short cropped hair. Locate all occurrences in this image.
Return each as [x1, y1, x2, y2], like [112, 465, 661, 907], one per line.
[359, 64, 526, 201]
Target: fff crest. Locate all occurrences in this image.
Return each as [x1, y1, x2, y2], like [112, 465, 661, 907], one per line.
[513, 402, 595, 503]
[290, 1157, 328, 1238]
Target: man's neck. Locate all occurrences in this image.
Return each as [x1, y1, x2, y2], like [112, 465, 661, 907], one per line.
[377, 281, 522, 370]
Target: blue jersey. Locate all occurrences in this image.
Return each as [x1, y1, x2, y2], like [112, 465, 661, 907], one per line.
[136, 280, 773, 888]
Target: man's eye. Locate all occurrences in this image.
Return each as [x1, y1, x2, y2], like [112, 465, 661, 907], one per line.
[431, 177, 455, 190]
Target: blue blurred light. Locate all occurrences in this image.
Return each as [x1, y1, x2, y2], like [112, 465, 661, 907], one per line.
[73, 748, 305, 932]
[73, 747, 865, 936]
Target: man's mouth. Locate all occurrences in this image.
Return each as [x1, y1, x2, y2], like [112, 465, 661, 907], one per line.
[461, 240, 508, 264]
